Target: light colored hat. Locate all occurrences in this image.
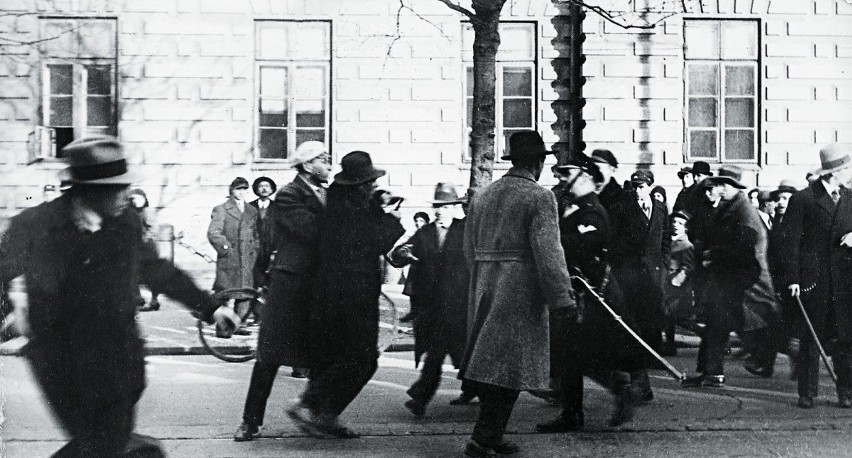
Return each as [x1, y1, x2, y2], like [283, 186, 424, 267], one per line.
[430, 182, 466, 206]
[703, 164, 747, 189]
[289, 141, 328, 166]
[813, 143, 852, 177]
[62, 135, 139, 185]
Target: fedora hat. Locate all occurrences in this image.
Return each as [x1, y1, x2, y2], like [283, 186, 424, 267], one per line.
[430, 182, 465, 206]
[703, 164, 747, 189]
[691, 161, 713, 177]
[252, 176, 277, 196]
[553, 153, 604, 183]
[501, 130, 554, 161]
[813, 143, 852, 177]
[590, 149, 618, 168]
[62, 135, 139, 185]
[289, 141, 328, 166]
[333, 151, 386, 186]
[770, 179, 798, 200]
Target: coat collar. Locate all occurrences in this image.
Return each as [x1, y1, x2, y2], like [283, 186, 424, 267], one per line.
[504, 166, 538, 183]
[810, 180, 838, 216]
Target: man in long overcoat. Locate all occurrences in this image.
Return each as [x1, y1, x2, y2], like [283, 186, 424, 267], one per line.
[389, 183, 473, 417]
[235, 141, 331, 441]
[249, 176, 277, 290]
[779, 144, 852, 409]
[460, 131, 576, 458]
[0, 136, 234, 457]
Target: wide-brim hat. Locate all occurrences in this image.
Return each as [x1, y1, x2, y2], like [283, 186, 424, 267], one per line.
[62, 135, 140, 185]
[691, 161, 713, 177]
[553, 153, 604, 183]
[770, 179, 799, 199]
[252, 176, 277, 196]
[333, 151, 386, 186]
[430, 182, 466, 206]
[703, 164, 747, 189]
[289, 140, 328, 166]
[813, 143, 852, 177]
[501, 130, 554, 161]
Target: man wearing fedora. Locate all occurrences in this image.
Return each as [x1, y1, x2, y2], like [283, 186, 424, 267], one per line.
[590, 149, 624, 211]
[460, 130, 576, 457]
[234, 141, 331, 441]
[674, 161, 713, 216]
[249, 176, 277, 292]
[288, 151, 405, 438]
[683, 165, 776, 388]
[389, 183, 475, 417]
[778, 144, 852, 408]
[0, 135, 237, 457]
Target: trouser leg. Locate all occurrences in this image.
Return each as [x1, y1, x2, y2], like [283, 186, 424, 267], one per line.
[470, 381, 520, 449]
[407, 350, 446, 405]
[702, 322, 729, 376]
[559, 367, 584, 421]
[833, 342, 852, 400]
[797, 335, 820, 398]
[307, 348, 378, 417]
[243, 361, 280, 426]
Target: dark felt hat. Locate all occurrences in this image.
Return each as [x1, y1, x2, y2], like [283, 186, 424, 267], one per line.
[62, 135, 140, 185]
[252, 176, 277, 196]
[691, 161, 713, 177]
[229, 177, 250, 192]
[677, 166, 692, 179]
[553, 153, 604, 183]
[501, 130, 554, 161]
[590, 149, 618, 168]
[333, 151, 386, 186]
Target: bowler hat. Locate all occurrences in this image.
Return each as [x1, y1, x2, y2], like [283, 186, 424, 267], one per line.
[590, 149, 618, 168]
[289, 141, 328, 166]
[813, 143, 852, 177]
[677, 166, 692, 179]
[501, 131, 554, 161]
[430, 182, 465, 206]
[553, 153, 604, 183]
[252, 176, 277, 196]
[703, 164, 747, 189]
[630, 170, 655, 186]
[691, 161, 713, 177]
[333, 151, 386, 186]
[229, 177, 250, 192]
[62, 135, 139, 185]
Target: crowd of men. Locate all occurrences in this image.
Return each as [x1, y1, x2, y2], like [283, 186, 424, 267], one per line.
[2, 131, 852, 457]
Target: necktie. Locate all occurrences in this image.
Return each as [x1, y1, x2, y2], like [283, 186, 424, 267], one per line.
[315, 186, 327, 206]
[831, 189, 840, 205]
[436, 226, 448, 248]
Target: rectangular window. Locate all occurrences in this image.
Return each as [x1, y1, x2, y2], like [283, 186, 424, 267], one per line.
[254, 21, 330, 160]
[37, 18, 117, 159]
[462, 22, 536, 161]
[684, 20, 758, 163]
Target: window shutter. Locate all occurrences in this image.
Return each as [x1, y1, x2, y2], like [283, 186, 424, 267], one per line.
[27, 126, 54, 164]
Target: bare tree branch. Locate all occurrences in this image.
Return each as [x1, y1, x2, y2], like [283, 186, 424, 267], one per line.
[436, 0, 475, 17]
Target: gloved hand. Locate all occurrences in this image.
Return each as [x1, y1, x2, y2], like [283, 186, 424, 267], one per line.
[212, 306, 241, 338]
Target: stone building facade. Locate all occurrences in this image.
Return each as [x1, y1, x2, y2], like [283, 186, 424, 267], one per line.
[0, 0, 850, 279]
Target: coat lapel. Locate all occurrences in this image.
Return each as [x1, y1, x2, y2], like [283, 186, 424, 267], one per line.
[813, 182, 837, 216]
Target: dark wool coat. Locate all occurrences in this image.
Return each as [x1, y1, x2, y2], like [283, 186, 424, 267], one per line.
[665, 237, 695, 321]
[257, 175, 325, 367]
[461, 167, 575, 391]
[310, 184, 405, 367]
[0, 196, 216, 441]
[700, 192, 778, 332]
[249, 198, 277, 287]
[207, 198, 258, 291]
[779, 181, 852, 342]
[597, 177, 624, 211]
[389, 218, 469, 368]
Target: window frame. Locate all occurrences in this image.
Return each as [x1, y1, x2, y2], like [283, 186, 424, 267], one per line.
[253, 20, 331, 162]
[683, 18, 760, 165]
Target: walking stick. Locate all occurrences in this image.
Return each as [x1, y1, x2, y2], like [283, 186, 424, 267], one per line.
[571, 273, 687, 382]
[794, 295, 838, 383]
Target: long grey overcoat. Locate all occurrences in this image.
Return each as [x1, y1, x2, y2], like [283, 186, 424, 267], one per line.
[460, 167, 575, 391]
[207, 198, 258, 291]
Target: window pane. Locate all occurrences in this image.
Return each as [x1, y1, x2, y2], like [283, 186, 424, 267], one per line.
[42, 21, 77, 57]
[259, 99, 287, 127]
[725, 98, 754, 128]
[498, 24, 535, 60]
[87, 96, 112, 126]
[49, 97, 73, 126]
[684, 21, 719, 59]
[466, 67, 474, 96]
[49, 65, 73, 95]
[503, 68, 532, 97]
[688, 98, 718, 127]
[503, 99, 532, 128]
[259, 129, 287, 159]
[296, 130, 325, 147]
[690, 131, 717, 158]
[725, 130, 754, 160]
[78, 20, 116, 58]
[466, 98, 473, 127]
[688, 64, 719, 96]
[87, 65, 112, 95]
[257, 23, 289, 60]
[725, 66, 755, 96]
[296, 100, 325, 127]
[294, 67, 326, 99]
[722, 21, 757, 59]
[260, 67, 286, 97]
[292, 23, 330, 59]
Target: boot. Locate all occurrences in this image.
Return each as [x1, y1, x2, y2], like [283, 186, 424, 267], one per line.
[630, 370, 654, 404]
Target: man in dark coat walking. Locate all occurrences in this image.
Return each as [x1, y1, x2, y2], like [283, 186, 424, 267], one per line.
[608, 169, 671, 401]
[249, 176, 277, 290]
[0, 136, 235, 457]
[590, 149, 623, 211]
[779, 144, 852, 409]
[235, 141, 331, 441]
[389, 183, 473, 417]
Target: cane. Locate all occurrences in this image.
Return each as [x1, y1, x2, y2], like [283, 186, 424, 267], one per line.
[571, 272, 687, 382]
[794, 295, 838, 383]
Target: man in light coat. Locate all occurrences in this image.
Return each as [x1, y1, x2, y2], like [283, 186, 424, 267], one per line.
[460, 130, 576, 458]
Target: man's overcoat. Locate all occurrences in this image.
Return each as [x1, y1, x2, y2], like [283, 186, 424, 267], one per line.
[461, 167, 575, 391]
[207, 198, 258, 291]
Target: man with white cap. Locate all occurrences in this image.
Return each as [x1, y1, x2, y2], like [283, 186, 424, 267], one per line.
[0, 135, 236, 457]
[779, 144, 852, 409]
[234, 140, 332, 441]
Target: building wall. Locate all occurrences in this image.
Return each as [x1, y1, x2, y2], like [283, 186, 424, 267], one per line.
[0, 0, 850, 279]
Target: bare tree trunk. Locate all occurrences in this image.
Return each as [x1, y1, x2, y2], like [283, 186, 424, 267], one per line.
[468, 3, 503, 190]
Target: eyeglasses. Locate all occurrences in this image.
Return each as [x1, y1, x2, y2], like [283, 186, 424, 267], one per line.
[311, 155, 331, 165]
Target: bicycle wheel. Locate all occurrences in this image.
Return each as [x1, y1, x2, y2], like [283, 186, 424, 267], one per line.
[197, 288, 260, 363]
[378, 291, 400, 353]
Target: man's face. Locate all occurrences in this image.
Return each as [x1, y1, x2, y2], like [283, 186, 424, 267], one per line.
[634, 182, 652, 200]
[434, 204, 458, 224]
[256, 181, 274, 198]
[414, 217, 428, 229]
[86, 185, 131, 218]
[705, 184, 724, 204]
[775, 192, 792, 215]
[680, 174, 695, 188]
[304, 153, 332, 183]
[598, 163, 615, 184]
[231, 186, 249, 202]
[694, 173, 710, 183]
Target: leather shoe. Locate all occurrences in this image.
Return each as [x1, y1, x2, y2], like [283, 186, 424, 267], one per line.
[743, 362, 774, 378]
[682, 374, 724, 388]
[797, 396, 814, 409]
[493, 440, 520, 455]
[233, 422, 259, 442]
[404, 399, 426, 418]
[450, 392, 477, 405]
[464, 440, 497, 458]
[535, 415, 583, 433]
[609, 388, 634, 427]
